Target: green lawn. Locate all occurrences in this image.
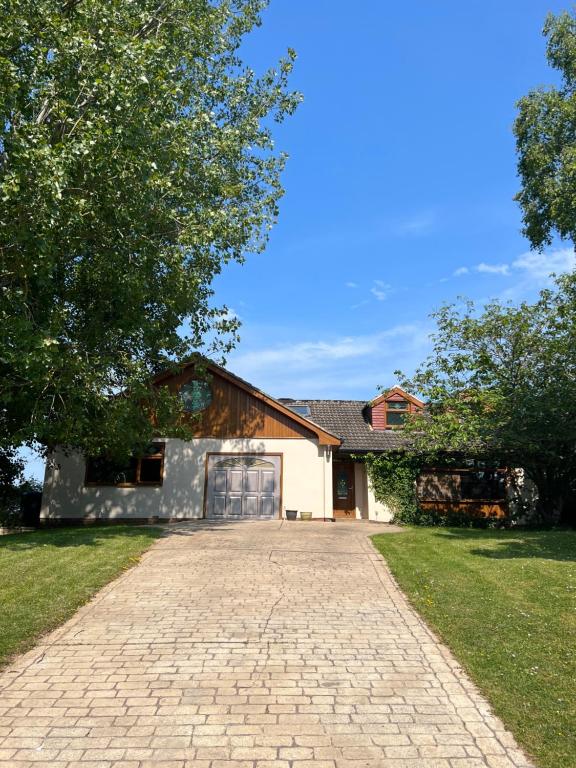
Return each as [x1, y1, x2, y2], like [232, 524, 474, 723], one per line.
[0, 525, 163, 668]
[372, 528, 576, 768]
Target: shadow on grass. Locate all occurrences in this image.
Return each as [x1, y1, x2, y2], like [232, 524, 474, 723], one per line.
[433, 528, 576, 562]
[0, 525, 162, 552]
[0, 519, 248, 551]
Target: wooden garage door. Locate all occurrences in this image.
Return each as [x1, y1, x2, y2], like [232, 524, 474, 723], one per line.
[205, 455, 281, 519]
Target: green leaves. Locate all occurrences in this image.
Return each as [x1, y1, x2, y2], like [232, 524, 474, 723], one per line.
[515, 10, 576, 249]
[399, 276, 576, 524]
[362, 451, 422, 525]
[0, 0, 299, 460]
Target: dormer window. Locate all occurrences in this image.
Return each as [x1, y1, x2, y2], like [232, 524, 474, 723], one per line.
[385, 398, 409, 427]
[369, 387, 424, 431]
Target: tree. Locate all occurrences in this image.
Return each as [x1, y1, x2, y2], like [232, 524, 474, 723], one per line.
[0, 0, 299, 466]
[399, 274, 576, 526]
[515, 9, 576, 249]
[0, 448, 25, 526]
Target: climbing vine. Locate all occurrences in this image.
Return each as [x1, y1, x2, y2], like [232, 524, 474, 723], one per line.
[361, 451, 425, 525]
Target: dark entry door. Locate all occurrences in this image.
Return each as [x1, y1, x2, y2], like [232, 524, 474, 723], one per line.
[333, 461, 356, 518]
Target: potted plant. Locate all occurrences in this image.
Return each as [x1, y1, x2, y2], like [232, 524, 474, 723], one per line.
[285, 509, 297, 520]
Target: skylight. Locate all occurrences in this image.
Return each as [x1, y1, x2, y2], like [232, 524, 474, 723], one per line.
[288, 404, 311, 417]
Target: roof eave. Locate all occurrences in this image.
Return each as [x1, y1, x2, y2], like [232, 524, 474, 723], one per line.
[369, 386, 425, 409]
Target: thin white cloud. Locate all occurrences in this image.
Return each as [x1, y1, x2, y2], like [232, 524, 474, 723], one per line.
[235, 335, 378, 369]
[476, 262, 510, 276]
[345, 281, 358, 288]
[370, 279, 392, 301]
[455, 262, 510, 277]
[450, 247, 575, 301]
[350, 299, 370, 310]
[512, 248, 575, 279]
[228, 323, 433, 398]
[395, 212, 435, 236]
[498, 247, 576, 301]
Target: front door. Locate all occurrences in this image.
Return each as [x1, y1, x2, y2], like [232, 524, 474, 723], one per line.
[333, 461, 356, 519]
[205, 454, 281, 519]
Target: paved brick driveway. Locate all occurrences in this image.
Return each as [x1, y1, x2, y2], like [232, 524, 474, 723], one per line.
[0, 520, 534, 768]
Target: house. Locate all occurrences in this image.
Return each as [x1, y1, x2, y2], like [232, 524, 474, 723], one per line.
[40, 360, 508, 523]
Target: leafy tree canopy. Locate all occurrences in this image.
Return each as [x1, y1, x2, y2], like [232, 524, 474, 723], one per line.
[0, 0, 299, 463]
[515, 9, 576, 249]
[398, 273, 576, 525]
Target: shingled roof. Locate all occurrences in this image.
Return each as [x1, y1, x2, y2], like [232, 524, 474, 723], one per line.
[278, 399, 413, 453]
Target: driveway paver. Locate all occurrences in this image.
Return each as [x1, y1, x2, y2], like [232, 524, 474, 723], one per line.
[0, 520, 534, 768]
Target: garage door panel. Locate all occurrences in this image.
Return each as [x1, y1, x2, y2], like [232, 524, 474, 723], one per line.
[228, 495, 243, 516]
[260, 496, 275, 518]
[228, 470, 243, 493]
[261, 470, 275, 494]
[206, 455, 281, 520]
[244, 470, 259, 493]
[243, 495, 259, 517]
[211, 495, 227, 518]
[213, 470, 227, 494]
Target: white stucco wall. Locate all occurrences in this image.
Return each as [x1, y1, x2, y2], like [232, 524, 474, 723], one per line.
[41, 438, 334, 521]
[366, 478, 395, 523]
[354, 463, 367, 520]
[350, 462, 394, 523]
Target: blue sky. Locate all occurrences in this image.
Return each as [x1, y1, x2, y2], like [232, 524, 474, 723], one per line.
[23, 1, 576, 480]
[214, 0, 575, 399]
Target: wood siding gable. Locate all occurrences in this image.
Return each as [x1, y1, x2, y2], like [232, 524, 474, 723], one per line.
[156, 363, 341, 445]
